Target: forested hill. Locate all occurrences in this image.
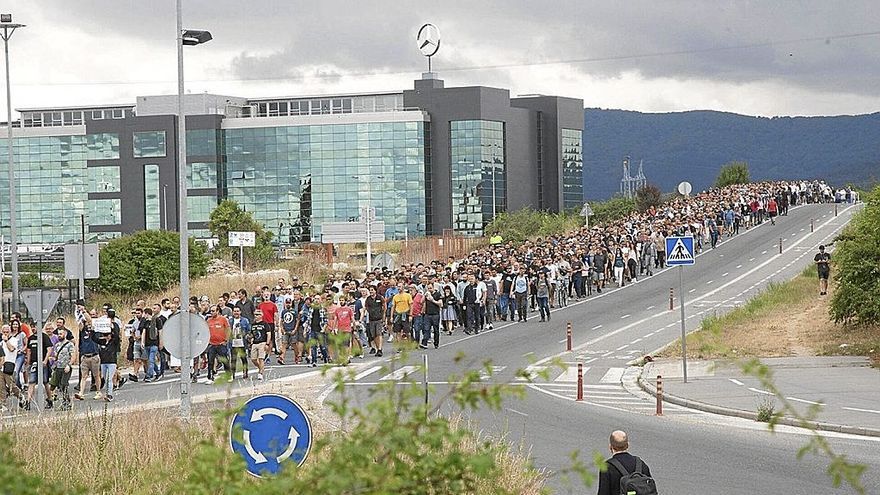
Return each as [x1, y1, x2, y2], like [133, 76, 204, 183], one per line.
[582, 108, 880, 200]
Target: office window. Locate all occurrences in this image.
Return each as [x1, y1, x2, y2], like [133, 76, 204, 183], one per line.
[86, 133, 120, 160]
[88, 166, 121, 193]
[187, 195, 217, 223]
[450, 120, 505, 236]
[89, 199, 121, 226]
[144, 164, 161, 230]
[133, 131, 166, 158]
[188, 162, 218, 189]
[561, 128, 584, 210]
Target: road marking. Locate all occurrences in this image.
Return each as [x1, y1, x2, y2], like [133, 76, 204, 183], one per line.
[621, 314, 631, 319]
[646, 305, 655, 310]
[600, 368, 626, 383]
[592, 325, 603, 330]
[584, 357, 598, 364]
[749, 257, 755, 261]
[722, 272, 729, 277]
[729, 378, 744, 386]
[748, 387, 773, 396]
[706, 280, 714, 285]
[615, 344, 629, 351]
[787, 397, 822, 406]
[630, 338, 642, 344]
[688, 288, 696, 293]
[601, 351, 614, 357]
[842, 407, 880, 415]
[479, 366, 507, 381]
[506, 408, 529, 417]
[381, 366, 419, 381]
[800, 228, 805, 231]
[736, 264, 742, 268]
[354, 366, 382, 381]
[762, 250, 768, 254]
[554, 366, 588, 382]
[666, 323, 676, 328]
[558, 339, 567, 343]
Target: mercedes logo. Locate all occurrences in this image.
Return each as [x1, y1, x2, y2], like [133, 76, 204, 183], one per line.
[417, 23, 441, 57]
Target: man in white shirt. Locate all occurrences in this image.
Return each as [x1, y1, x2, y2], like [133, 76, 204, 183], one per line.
[0, 324, 23, 410]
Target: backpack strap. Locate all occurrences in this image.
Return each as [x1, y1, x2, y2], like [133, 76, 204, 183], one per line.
[607, 458, 629, 477]
[634, 457, 643, 474]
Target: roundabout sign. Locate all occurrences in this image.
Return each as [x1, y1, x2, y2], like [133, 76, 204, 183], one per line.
[229, 394, 313, 477]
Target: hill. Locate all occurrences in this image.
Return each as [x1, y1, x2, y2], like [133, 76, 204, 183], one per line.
[582, 108, 880, 200]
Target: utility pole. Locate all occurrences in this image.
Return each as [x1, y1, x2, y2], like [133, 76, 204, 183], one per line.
[2, 16, 25, 312]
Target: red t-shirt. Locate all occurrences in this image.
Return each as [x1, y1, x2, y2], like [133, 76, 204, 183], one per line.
[207, 316, 230, 345]
[259, 301, 277, 326]
[335, 306, 354, 333]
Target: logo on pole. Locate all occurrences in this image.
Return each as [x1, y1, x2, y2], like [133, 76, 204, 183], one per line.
[665, 236, 695, 266]
[229, 394, 313, 477]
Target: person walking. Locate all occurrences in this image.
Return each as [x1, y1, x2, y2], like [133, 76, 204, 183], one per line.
[95, 313, 121, 402]
[512, 269, 529, 322]
[815, 244, 831, 296]
[536, 272, 551, 322]
[205, 305, 231, 383]
[597, 430, 656, 495]
[0, 325, 23, 411]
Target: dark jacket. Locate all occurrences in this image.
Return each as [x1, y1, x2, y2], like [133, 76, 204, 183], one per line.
[597, 452, 651, 495]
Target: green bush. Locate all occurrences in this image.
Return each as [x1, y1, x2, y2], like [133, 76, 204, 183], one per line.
[208, 199, 276, 265]
[93, 230, 209, 293]
[829, 185, 880, 325]
[590, 196, 637, 225]
[715, 161, 751, 188]
[485, 208, 583, 244]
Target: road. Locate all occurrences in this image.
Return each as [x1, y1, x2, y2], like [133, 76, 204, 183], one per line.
[12, 202, 878, 493]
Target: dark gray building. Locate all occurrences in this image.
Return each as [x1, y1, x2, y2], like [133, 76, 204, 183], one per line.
[0, 76, 582, 245]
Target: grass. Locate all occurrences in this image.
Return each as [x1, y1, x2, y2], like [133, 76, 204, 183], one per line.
[658, 265, 879, 366]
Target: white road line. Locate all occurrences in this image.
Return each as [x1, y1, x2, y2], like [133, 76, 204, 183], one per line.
[728, 378, 744, 386]
[787, 397, 822, 406]
[800, 228, 805, 231]
[630, 338, 642, 344]
[615, 344, 629, 351]
[722, 272, 729, 277]
[666, 323, 676, 328]
[749, 257, 755, 261]
[842, 407, 880, 415]
[584, 357, 598, 364]
[592, 325, 603, 330]
[736, 264, 742, 268]
[621, 314, 631, 319]
[354, 366, 382, 381]
[749, 387, 773, 396]
[554, 366, 587, 382]
[762, 250, 768, 255]
[646, 305, 655, 310]
[688, 288, 696, 293]
[506, 408, 529, 417]
[706, 280, 714, 285]
[558, 339, 567, 343]
[381, 366, 419, 381]
[601, 351, 614, 357]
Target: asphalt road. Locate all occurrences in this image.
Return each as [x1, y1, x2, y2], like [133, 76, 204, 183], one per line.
[11, 202, 878, 493]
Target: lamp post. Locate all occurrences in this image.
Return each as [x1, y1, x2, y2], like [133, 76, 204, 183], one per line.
[175, 0, 211, 420]
[1, 14, 24, 312]
[352, 175, 384, 272]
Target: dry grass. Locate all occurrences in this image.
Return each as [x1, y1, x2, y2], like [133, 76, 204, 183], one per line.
[658, 272, 880, 366]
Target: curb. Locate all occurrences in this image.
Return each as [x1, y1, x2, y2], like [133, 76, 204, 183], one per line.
[636, 370, 880, 439]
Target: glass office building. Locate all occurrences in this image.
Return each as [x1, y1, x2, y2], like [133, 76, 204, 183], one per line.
[1, 77, 582, 246]
[224, 120, 428, 242]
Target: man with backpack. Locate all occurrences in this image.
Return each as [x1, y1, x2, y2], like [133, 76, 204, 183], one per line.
[598, 430, 657, 495]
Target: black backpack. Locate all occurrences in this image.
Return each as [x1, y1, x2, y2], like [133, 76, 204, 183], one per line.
[607, 457, 657, 495]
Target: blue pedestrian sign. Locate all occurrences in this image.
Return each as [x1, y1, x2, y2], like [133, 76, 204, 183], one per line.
[666, 236, 695, 266]
[229, 394, 313, 477]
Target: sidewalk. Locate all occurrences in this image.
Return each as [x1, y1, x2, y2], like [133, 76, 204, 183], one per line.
[638, 356, 880, 437]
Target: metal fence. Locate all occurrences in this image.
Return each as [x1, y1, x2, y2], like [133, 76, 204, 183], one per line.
[398, 230, 487, 266]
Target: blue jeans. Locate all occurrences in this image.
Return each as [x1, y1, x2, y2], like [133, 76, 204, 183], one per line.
[412, 315, 425, 342]
[14, 353, 25, 389]
[498, 294, 510, 320]
[309, 331, 328, 363]
[145, 345, 160, 379]
[100, 363, 116, 396]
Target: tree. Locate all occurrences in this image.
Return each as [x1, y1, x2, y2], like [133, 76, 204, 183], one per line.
[635, 184, 663, 212]
[207, 200, 275, 265]
[829, 185, 880, 325]
[94, 230, 208, 293]
[715, 161, 751, 188]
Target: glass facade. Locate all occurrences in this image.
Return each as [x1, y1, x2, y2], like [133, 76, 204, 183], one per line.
[0, 133, 119, 243]
[449, 120, 506, 236]
[88, 166, 121, 193]
[187, 162, 218, 189]
[89, 199, 121, 226]
[186, 129, 220, 156]
[133, 131, 166, 158]
[143, 164, 161, 230]
[561, 128, 584, 210]
[187, 195, 217, 224]
[225, 121, 427, 242]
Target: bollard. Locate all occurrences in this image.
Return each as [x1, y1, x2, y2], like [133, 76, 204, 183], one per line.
[811, 218, 814, 233]
[835, 204, 838, 217]
[669, 288, 674, 311]
[779, 237, 783, 254]
[566, 322, 573, 352]
[655, 375, 663, 416]
[576, 363, 584, 401]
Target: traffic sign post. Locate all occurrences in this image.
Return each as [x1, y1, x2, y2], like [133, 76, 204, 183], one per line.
[229, 231, 256, 273]
[230, 394, 313, 477]
[162, 312, 210, 360]
[666, 236, 695, 383]
[20, 288, 61, 407]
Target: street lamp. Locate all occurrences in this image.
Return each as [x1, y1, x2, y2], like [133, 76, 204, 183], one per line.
[175, 0, 211, 420]
[2, 14, 24, 312]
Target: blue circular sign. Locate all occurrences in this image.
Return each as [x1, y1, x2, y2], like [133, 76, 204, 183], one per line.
[229, 394, 313, 477]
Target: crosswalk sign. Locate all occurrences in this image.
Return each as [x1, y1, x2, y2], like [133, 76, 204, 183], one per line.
[666, 236, 695, 266]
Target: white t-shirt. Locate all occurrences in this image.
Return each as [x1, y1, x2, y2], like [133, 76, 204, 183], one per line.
[3, 334, 20, 362]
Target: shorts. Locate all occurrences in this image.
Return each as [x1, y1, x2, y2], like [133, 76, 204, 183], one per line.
[593, 272, 604, 281]
[280, 330, 298, 349]
[49, 367, 71, 389]
[249, 345, 268, 361]
[818, 268, 830, 280]
[133, 341, 146, 360]
[28, 364, 50, 384]
[367, 321, 384, 340]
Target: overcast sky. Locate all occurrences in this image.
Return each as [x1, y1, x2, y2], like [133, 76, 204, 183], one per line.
[3, 1, 880, 118]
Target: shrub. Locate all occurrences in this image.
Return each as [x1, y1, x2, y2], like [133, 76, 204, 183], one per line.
[93, 230, 209, 293]
[208, 199, 275, 265]
[715, 161, 751, 188]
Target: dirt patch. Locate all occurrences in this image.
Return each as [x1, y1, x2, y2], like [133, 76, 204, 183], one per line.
[658, 275, 880, 367]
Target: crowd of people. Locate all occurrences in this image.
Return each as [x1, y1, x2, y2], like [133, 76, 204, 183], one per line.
[0, 179, 842, 411]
